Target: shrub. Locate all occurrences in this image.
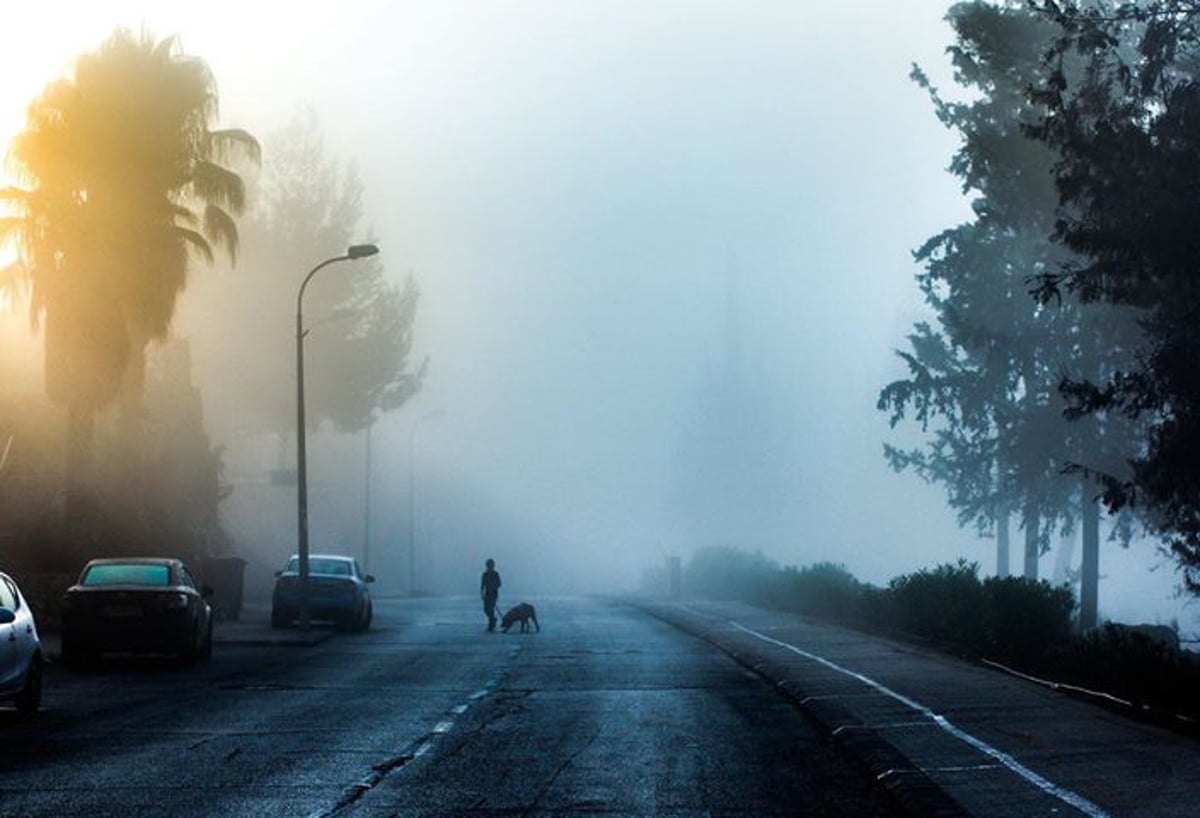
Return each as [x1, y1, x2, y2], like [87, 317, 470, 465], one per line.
[888, 560, 986, 652]
[778, 562, 865, 622]
[683, 546, 778, 602]
[670, 546, 1193, 722]
[1050, 623, 1200, 718]
[980, 576, 1075, 665]
[856, 583, 893, 631]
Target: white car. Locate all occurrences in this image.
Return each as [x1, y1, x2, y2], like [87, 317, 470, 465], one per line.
[0, 571, 43, 714]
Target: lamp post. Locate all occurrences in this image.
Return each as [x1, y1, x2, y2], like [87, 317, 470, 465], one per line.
[296, 243, 379, 629]
[408, 409, 445, 595]
[363, 424, 373, 575]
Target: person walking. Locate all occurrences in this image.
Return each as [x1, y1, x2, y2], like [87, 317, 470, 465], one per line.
[480, 558, 502, 632]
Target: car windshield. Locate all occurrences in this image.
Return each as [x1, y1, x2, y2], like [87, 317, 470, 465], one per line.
[82, 563, 171, 587]
[285, 558, 352, 577]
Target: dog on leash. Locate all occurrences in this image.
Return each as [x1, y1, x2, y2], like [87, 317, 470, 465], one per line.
[500, 602, 539, 633]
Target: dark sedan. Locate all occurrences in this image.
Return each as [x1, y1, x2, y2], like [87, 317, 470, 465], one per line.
[60, 557, 214, 665]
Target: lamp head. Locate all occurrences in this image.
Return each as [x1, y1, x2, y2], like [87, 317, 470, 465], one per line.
[348, 243, 380, 260]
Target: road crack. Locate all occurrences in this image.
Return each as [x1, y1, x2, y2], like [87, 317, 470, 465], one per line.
[520, 729, 601, 817]
[315, 737, 427, 817]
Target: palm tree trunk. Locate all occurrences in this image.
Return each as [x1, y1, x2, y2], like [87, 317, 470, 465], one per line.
[65, 402, 95, 521]
[117, 343, 147, 486]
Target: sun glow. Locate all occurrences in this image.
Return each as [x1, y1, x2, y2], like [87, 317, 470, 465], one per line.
[1, 12, 85, 294]
[0, 5, 239, 305]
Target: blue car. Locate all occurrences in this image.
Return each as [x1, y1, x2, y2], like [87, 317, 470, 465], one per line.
[271, 554, 373, 631]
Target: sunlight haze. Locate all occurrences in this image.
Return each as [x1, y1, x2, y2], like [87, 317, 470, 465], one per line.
[3, 1, 1194, 635]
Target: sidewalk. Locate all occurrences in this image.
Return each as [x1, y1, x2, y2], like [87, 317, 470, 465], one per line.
[213, 601, 336, 647]
[636, 598, 1200, 818]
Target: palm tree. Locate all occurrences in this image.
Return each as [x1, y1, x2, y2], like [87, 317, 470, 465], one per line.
[2, 28, 259, 506]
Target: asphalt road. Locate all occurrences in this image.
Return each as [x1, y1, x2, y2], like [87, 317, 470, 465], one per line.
[0, 596, 899, 817]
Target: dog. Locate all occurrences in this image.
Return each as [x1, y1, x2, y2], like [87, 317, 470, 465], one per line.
[500, 602, 539, 633]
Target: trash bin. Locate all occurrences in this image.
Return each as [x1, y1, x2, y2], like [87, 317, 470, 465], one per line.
[201, 556, 247, 621]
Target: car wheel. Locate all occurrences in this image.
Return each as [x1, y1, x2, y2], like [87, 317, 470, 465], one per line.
[15, 654, 42, 715]
[359, 601, 372, 632]
[179, 621, 201, 666]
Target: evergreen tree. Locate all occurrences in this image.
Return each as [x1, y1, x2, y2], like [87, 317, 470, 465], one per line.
[1029, 0, 1200, 592]
[882, 3, 1069, 579]
[881, 3, 1139, 628]
[184, 107, 423, 455]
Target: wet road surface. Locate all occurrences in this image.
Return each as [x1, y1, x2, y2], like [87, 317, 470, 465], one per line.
[0, 596, 898, 817]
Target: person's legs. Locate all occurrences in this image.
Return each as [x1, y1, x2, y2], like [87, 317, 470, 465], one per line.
[484, 597, 497, 631]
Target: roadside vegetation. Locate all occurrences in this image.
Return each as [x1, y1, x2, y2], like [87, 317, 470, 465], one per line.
[881, 0, 1200, 633]
[658, 546, 1200, 726]
[0, 30, 421, 605]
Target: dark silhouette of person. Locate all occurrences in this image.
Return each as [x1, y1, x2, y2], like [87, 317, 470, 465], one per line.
[480, 558, 501, 632]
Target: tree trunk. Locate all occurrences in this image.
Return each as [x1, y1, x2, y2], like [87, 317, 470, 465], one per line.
[996, 502, 1011, 578]
[65, 402, 95, 521]
[117, 343, 147, 487]
[1023, 501, 1039, 580]
[1077, 306, 1101, 631]
[1080, 474, 1100, 630]
[1052, 535, 1076, 586]
[1019, 357, 1042, 581]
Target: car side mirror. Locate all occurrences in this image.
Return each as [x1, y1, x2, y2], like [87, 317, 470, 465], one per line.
[365, 575, 375, 583]
[0, 607, 14, 625]
[274, 570, 282, 578]
[201, 585, 215, 598]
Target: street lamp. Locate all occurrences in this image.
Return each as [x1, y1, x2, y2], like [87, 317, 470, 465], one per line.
[408, 409, 445, 595]
[362, 423, 373, 575]
[296, 243, 379, 628]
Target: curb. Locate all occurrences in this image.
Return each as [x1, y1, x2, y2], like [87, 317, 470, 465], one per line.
[977, 656, 1200, 741]
[213, 632, 335, 648]
[633, 600, 969, 818]
[37, 623, 338, 658]
[212, 602, 339, 647]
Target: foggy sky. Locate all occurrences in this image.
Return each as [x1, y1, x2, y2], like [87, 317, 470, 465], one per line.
[3, 2, 1195, 633]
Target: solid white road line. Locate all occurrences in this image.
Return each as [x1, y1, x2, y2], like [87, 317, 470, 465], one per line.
[730, 621, 1110, 818]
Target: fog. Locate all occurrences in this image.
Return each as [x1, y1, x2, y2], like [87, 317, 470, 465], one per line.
[3, 2, 1196, 634]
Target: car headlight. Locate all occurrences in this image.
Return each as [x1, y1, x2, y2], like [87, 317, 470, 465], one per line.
[162, 593, 190, 610]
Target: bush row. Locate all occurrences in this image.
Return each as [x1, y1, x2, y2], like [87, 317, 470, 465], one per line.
[670, 546, 1199, 721]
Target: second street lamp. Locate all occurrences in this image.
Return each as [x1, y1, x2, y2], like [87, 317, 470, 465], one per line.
[408, 408, 445, 595]
[295, 243, 379, 629]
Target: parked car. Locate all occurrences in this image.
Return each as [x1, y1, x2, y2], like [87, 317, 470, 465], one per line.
[272, 554, 373, 632]
[60, 557, 214, 665]
[0, 571, 42, 714]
